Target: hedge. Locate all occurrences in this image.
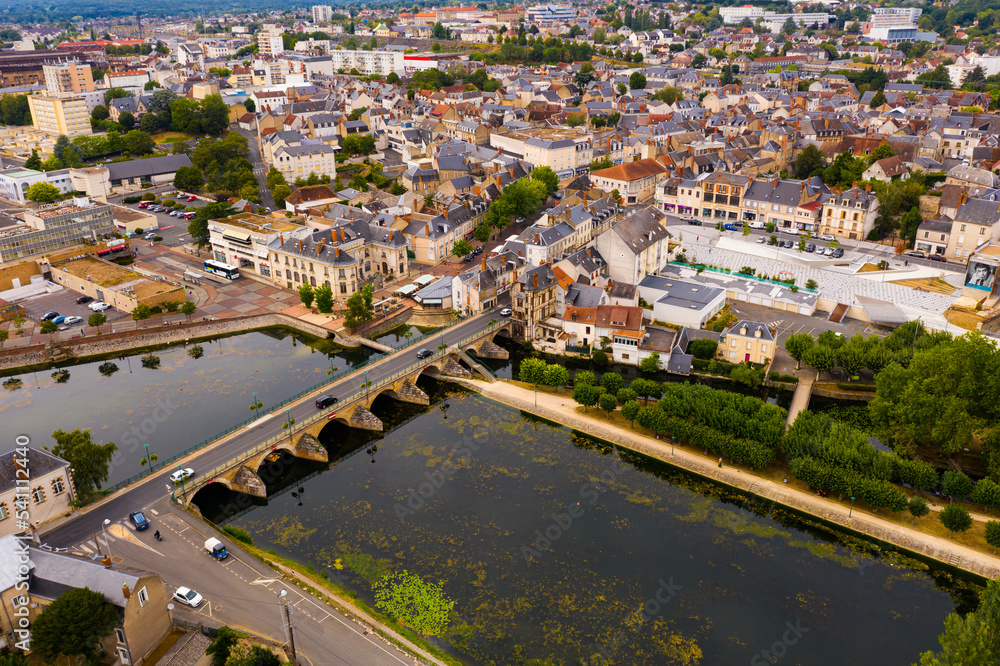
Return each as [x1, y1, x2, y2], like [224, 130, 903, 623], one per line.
[790, 457, 908, 512]
[836, 383, 877, 391]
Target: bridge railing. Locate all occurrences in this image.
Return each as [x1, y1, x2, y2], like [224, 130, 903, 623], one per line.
[182, 319, 508, 497]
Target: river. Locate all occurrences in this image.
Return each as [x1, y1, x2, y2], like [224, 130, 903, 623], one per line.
[201, 381, 981, 666]
[0, 328, 376, 486]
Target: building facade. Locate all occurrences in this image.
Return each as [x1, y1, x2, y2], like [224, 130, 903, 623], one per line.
[26, 95, 90, 137]
[42, 60, 95, 94]
[819, 186, 880, 241]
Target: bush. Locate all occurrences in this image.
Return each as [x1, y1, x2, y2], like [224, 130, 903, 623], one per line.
[706, 360, 734, 376]
[689, 338, 718, 359]
[123, 196, 141, 204]
[939, 504, 973, 534]
[971, 478, 1000, 509]
[941, 470, 974, 500]
[153, 236, 163, 242]
[692, 358, 709, 371]
[141, 193, 155, 201]
[591, 349, 609, 365]
[162, 199, 175, 207]
[149, 306, 162, 315]
[223, 525, 254, 545]
[836, 383, 877, 391]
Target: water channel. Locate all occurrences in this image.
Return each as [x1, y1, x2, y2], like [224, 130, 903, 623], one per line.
[199, 380, 980, 666]
[0, 328, 376, 485]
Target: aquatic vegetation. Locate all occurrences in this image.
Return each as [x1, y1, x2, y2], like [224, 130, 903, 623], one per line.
[2, 378, 22, 391]
[187, 344, 204, 359]
[51, 369, 70, 384]
[140, 353, 160, 369]
[374, 570, 455, 636]
[97, 362, 118, 377]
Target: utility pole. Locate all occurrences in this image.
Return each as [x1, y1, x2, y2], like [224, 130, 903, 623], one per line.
[284, 601, 297, 663]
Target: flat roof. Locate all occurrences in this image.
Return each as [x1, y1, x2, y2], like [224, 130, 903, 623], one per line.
[218, 213, 300, 234]
[110, 206, 152, 223]
[55, 256, 180, 300]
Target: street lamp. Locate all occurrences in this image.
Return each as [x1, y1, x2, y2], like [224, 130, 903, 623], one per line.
[328, 355, 336, 376]
[143, 443, 154, 473]
[102, 518, 113, 560]
[671, 435, 675, 456]
[849, 496, 855, 518]
[285, 409, 294, 445]
[252, 391, 259, 418]
[176, 464, 188, 502]
[276, 588, 297, 661]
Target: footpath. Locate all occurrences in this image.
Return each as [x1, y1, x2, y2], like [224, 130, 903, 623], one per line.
[453, 379, 1000, 581]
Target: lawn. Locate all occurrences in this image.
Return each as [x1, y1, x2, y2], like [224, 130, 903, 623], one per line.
[150, 131, 202, 144]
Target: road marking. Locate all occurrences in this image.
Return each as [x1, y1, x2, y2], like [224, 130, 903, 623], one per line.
[81, 543, 94, 553]
[150, 509, 159, 515]
[251, 578, 278, 586]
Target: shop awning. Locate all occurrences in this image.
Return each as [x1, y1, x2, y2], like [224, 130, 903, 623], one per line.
[223, 230, 252, 243]
[395, 284, 418, 295]
[856, 295, 907, 325]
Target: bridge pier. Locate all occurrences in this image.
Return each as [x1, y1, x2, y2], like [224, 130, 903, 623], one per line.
[293, 434, 330, 463]
[230, 465, 267, 498]
[472, 339, 509, 359]
[349, 404, 384, 431]
[441, 358, 473, 378]
[383, 379, 430, 405]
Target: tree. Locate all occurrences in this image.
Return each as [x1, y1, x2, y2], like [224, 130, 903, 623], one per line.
[599, 392, 618, 417]
[24, 149, 41, 170]
[124, 129, 155, 155]
[244, 99, 256, 112]
[200, 94, 230, 135]
[131, 304, 153, 326]
[651, 87, 683, 105]
[730, 364, 765, 388]
[907, 497, 929, 523]
[41, 155, 64, 172]
[40, 319, 58, 340]
[188, 202, 237, 253]
[899, 206, 922, 246]
[207, 626, 245, 666]
[119, 111, 135, 129]
[629, 72, 647, 90]
[387, 72, 401, 85]
[519, 357, 547, 386]
[622, 399, 641, 427]
[103, 87, 132, 106]
[343, 289, 371, 327]
[986, 521, 1000, 551]
[616, 82, 627, 96]
[963, 66, 986, 89]
[573, 383, 600, 412]
[941, 471, 974, 500]
[87, 312, 107, 332]
[298, 284, 315, 308]
[173, 166, 204, 192]
[180, 301, 197, 320]
[574, 370, 597, 387]
[793, 145, 825, 179]
[803, 344, 836, 375]
[639, 352, 661, 373]
[689, 338, 718, 360]
[0, 330, 7, 348]
[51, 429, 117, 497]
[315, 284, 335, 314]
[30, 587, 118, 665]
[431, 42, 442, 53]
[691, 53, 707, 69]
[53, 134, 71, 163]
[938, 504, 972, 535]
[451, 238, 474, 257]
[530, 165, 559, 198]
[543, 364, 569, 388]
[920, 578, 1000, 665]
[601, 372, 624, 395]
[273, 183, 292, 207]
[25, 181, 61, 203]
[784, 332, 815, 370]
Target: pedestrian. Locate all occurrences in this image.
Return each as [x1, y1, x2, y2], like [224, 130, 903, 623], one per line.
[718, 457, 723, 468]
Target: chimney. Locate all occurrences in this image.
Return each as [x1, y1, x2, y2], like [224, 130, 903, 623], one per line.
[443, 208, 448, 219]
[425, 223, 430, 235]
[280, 234, 284, 247]
[340, 227, 345, 241]
[865, 183, 871, 192]
[299, 239, 303, 250]
[121, 584, 131, 598]
[532, 273, 538, 289]
[317, 240, 324, 254]
[481, 259, 486, 270]
[535, 233, 540, 243]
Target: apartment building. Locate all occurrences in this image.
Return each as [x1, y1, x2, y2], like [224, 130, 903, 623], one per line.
[490, 127, 593, 178]
[819, 185, 880, 241]
[269, 220, 408, 296]
[42, 60, 95, 94]
[26, 94, 90, 137]
[594, 206, 672, 285]
[510, 263, 558, 342]
[0, 449, 74, 537]
[743, 177, 828, 233]
[312, 4, 333, 23]
[273, 143, 337, 181]
[208, 212, 302, 279]
[257, 31, 285, 58]
[103, 70, 151, 89]
[719, 320, 775, 365]
[590, 158, 669, 205]
[693, 172, 750, 224]
[328, 49, 403, 76]
[400, 196, 489, 264]
[946, 197, 1000, 261]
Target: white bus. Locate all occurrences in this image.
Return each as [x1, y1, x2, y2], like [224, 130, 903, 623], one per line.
[203, 260, 240, 280]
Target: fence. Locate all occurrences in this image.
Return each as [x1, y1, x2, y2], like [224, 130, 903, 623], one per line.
[667, 261, 819, 294]
[112, 319, 505, 497]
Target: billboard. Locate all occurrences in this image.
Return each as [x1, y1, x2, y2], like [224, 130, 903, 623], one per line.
[965, 261, 997, 292]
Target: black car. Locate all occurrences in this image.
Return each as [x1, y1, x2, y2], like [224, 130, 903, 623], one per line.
[315, 395, 338, 409]
[686, 218, 702, 226]
[832, 248, 845, 258]
[76, 295, 93, 304]
[129, 511, 150, 531]
[41, 311, 59, 321]
[805, 244, 816, 253]
[416, 348, 433, 359]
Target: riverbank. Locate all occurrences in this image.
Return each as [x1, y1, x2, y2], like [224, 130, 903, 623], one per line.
[0, 313, 339, 374]
[453, 377, 1000, 581]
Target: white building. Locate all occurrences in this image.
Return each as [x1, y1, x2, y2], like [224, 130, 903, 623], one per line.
[637, 275, 727, 328]
[273, 144, 338, 180]
[328, 49, 403, 76]
[0, 449, 75, 537]
[312, 5, 333, 23]
[258, 31, 285, 58]
[104, 70, 151, 89]
[720, 6, 766, 24]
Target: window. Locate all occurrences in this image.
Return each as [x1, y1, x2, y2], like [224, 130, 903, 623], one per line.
[52, 478, 64, 495]
[961, 224, 966, 232]
[116, 628, 126, 644]
[746, 342, 752, 350]
[761, 344, 767, 352]
[32, 487, 45, 504]
[137, 586, 148, 607]
[118, 647, 131, 664]
[729, 351, 735, 359]
[0, 503, 7, 520]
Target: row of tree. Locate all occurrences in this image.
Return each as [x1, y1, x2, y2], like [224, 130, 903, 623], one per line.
[473, 166, 559, 242]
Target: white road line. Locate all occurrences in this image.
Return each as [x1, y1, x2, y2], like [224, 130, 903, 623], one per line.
[79, 544, 93, 553]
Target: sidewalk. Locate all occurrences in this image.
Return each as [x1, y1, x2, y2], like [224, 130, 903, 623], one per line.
[456, 379, 1000, 580]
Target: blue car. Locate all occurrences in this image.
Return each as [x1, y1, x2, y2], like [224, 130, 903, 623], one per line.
[723, 224, 739, 231]
[128, 511, 150, 531]
[51, 315, 65, 324]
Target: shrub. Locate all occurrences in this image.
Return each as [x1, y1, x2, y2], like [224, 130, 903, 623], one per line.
[836, 383, 877, 391]
[689, 338, 718, 359]
[692, 358, 710, 371]
[141, 193, 155, 201]
[706, 360, 734, 376]
[223, 525, 254, 545]
[591, 349, 609, 365]
[939, 504, 972, 534]
[971, 478, 1000, 509]
[941, 470, 974, 500]
[123, 196, 141, 204]
[149, 306, 162, 315]
[162, 199, 175, 207]
[153, 236, 163, 242]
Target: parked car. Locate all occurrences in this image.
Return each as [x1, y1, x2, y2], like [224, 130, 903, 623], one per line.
[927, 254, 947, 262]
[89, 301, 110, 311]
[822, 247, 834, 256]
[128, 511, 150, 531]
[205, 537, 228, 561]
[905, 250, 926, 259]
[820, 234, 836, 241]
[186, 196, 197, 202]
[723, 224, 739, 231]
[172, 587, 203, 608]
[315, 395, 338, 409]
[51, 315, 65, 324]
[500, 308, 512, 316]
[76, 295, 93, 304]
[40, 311, 59, 321]
[756, 236, 766, 244]
[832, 248, 845, 258]
[416, 348, 433, 359]
[62, 315, 82, 325]
[170, 468, 194, 483]
[144, 233, 157, 240]
[686, 218, 702, 226]
[805, 244, 816, 253]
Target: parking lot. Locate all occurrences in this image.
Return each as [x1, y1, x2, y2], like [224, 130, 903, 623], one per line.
[18, 289, 129, 325]
[109, 192, 212, 248]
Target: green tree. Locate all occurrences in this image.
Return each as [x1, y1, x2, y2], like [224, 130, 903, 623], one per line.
[869, 91, 886, 108]
[730, 364, 764, 388]
[689, 338, 718, 359]
[599, 392, 618, 417]
[639, 352, 661, 373]
[519, 357, 548, 386]
[938, 503, 973, 535]
[574, 370, 597, 387]
[899, 206, 922, 246]
[630, 377, 662, 403]
[793, 144, 825, 179]
[803, 344, 836, 375]
[41, 155, 64, 172]
[691, 53, 707, 68]
[941, 471, 974, 500]
[180, 301, 197, 320]
[173, 166, 204, 192]
[30, 587, 118, 665]
[530, 165, 559, 198]
[919, 579, 1000, 664]
[342, 289, 370, 326]
[0, 329, 7, 348]
[131, 304, 153, 326]
[24, 149, 42, 170]
[298, 284, 315, 308]
[543, 364, 569, 388]
[51, 429, 117, 496]
[573, 383, 600, 412]
[188, 202, 236, 253]
[244, 99, 256, 112]
[124, 129, 155, 155]
[206, 626, 244, 665]
[119, 111, 135, 129]
[622, 399, 641, 426]
[629, 72, 647, 90]
[103, 87, 132, 106]
[200, 94, 230, 135]
[451, 238, 474, 257]
[907, 497, 929, 523]
[40, 319, 58, 340]
[601, 372, 623, 395]
[87, 312, 107, 332]
[91, 104, 109, 121]
[25, 181, 61, 202]
[314, 284, 335, 314]
[986, 521, 1000, 551]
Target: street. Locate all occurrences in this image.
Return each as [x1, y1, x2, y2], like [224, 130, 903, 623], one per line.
[93, 497, 422, 665]
[235, 127, 277, 211]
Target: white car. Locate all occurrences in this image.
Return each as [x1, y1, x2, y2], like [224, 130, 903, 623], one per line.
[820, 234, 836, 241]
[88, 301, 110, 311]
[173, 587, 203, 608]
[63, 315, 83, 325]
[500, 308, 512, 317]
[170, 468, 194, 483]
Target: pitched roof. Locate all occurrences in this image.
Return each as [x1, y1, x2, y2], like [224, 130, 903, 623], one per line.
[590, 158, 668, 182]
